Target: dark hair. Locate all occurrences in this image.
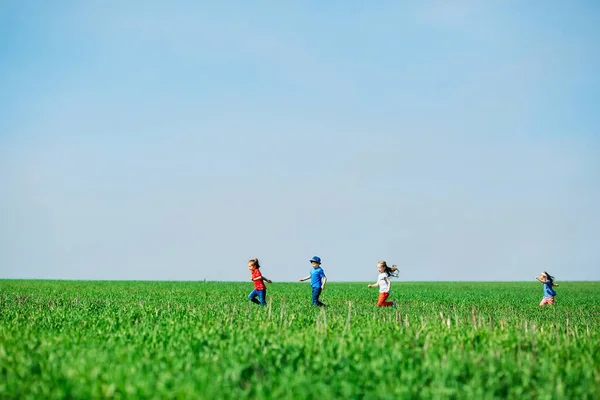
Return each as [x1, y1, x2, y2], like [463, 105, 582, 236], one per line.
[249, 258, 261, 269]
[543, 271, 554, 284]
[379, 261, 399, 278]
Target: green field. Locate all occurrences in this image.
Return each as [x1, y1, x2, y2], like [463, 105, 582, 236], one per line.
[1, 280, 599, 399]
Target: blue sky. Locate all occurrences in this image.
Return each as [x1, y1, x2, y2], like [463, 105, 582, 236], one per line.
[1, 1, 599, 281]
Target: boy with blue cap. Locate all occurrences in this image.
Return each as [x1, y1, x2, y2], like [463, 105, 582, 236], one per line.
[298, 256, 327, 306]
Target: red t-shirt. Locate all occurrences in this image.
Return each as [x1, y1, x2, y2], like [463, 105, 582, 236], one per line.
[252, 269, 266, 290]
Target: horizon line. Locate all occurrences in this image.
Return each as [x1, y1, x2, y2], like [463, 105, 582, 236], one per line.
[1, 279, 598, 283]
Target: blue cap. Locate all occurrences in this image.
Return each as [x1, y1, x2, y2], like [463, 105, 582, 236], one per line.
[309, 256, 321, 263]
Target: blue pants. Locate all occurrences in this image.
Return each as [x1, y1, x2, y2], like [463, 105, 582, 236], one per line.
[248, 289, 266, 306]
[311, 286, 325, 307]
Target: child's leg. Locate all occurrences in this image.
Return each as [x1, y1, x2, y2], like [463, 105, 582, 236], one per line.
[248, 290, 260, 305]
[312, 287, 319, 306]
[258, 290, 267, 306]
[539, 296, 553, 306]
[377, 292, 394, 307]
[312, 287, 325, 306]
[317, 295, 325, 307]
[377, 292, 385, 306]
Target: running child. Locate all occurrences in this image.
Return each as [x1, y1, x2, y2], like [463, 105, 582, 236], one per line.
[247, 258, 272, 306]
[298, 256, 327, 306]
[536, 271, 558, 306]
[367, 261, 398, 307]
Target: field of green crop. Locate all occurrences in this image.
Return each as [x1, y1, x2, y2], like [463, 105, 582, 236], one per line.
[1, 280, 599, 399]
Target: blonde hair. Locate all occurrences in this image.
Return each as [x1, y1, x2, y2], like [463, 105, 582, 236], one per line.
[378, 261, 399, 277]
[249, 258, 261, 269]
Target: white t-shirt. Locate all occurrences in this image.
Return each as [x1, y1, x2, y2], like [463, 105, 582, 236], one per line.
[377, 273, 390, 293]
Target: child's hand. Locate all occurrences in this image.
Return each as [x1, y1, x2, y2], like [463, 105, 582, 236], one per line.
[267, 279, 273, 284]
[298, 279, 303, 282]
[321, 285, 325, 290]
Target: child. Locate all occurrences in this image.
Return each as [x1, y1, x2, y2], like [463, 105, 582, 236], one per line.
[298, 256, 327, 306]
[536, 271, 558, 306]
[247, 258, 272, 306]
[368, 261, 398, 307]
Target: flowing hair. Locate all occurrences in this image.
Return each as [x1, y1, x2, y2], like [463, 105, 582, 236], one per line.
[379, 261, 399, 278]
[249, 258, 261, 269]
[543, 271, 555, 284]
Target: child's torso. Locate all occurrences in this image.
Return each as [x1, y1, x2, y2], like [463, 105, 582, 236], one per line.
[310, 268, 324, 287]
[378, 273, 389, 293]
[252, 269, 265, 290]
[543, 281, 556, 297]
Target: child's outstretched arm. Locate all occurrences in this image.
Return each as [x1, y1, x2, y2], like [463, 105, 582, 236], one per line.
[298, 275, 311, 282]
[262, 276, 273, 284]
[535, 276, 544, 283]
[252, 275, 272, 283]
[367, 280, 378, 288]
[386, 277, 391, 291]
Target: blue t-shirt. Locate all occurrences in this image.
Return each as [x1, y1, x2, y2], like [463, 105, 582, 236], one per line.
[310, 267, 326, 288]
[543, 281, 556, 298]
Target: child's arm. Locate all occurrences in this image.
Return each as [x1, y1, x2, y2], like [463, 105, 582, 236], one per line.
[252, 275, 272, 283]
[554, 282, 559, 287]
[298, 275, 311, 282]
[262, 276, 273, 284]
[535, 276, 544, 283]
[321, 276, 327, 290]
[367, 280, 378, 288]
[385, 277, 391, 291]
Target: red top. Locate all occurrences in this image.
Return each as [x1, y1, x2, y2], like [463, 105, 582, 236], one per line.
[252, 269, 265, 290]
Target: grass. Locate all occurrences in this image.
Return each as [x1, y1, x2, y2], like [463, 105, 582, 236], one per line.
[1, 280, 599, 399]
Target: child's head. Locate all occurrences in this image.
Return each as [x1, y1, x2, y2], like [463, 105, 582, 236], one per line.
[378, 261, 399, 277]
[309, 256, 321, 268]
[540, 271, 554, 283]
[248, 258, 261, 271]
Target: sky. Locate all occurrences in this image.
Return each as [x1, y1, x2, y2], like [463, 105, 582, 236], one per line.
[1, 1, 599, 282]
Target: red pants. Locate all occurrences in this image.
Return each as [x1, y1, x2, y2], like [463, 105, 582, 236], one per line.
[540, 296, 554, 306]
[377, 292, 393, 307]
